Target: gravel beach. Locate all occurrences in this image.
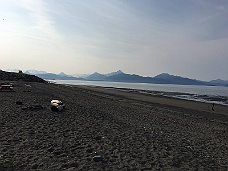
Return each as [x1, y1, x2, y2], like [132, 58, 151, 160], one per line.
[0, 81, 227, 171]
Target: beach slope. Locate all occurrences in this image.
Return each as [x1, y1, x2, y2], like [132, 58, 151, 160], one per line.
[0, 82, 227, 170]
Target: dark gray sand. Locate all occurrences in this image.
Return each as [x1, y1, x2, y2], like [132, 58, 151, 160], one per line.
[0, 81, 227, 171]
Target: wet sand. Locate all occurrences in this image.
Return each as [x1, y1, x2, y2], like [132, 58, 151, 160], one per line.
[0, 81, 227, 170]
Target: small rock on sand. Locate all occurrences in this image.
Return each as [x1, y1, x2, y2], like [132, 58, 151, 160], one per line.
[93, 156, 104, 162]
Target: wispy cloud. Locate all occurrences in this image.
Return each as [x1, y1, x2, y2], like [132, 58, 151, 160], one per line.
[20, 0, 64, 44]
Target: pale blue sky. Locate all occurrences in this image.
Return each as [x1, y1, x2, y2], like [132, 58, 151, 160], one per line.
[0, 0, 228, 80]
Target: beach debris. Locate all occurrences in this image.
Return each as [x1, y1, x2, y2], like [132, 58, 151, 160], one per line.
[16, 101, 23, 105]
[22, 104, 44, 111]
[93, 156, 104, 162]
[23, 84, 32, 92]
[24, 84, 32, 87]
[0, 84, 14, 92]
[51, 100, 65, 112]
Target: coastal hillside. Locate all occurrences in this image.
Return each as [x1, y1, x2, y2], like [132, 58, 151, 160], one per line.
[0, 70, 46, 83]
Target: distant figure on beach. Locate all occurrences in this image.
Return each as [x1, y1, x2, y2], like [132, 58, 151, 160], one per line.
[212, 103, 215, 111]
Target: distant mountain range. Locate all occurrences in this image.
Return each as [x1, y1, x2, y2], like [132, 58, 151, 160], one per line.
[4, 69, 228, 86]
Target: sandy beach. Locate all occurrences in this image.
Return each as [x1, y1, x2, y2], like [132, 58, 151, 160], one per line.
[0, 81, 227, 171]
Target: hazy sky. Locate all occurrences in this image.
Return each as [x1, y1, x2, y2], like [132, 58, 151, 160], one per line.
[1, 0, 228, 80]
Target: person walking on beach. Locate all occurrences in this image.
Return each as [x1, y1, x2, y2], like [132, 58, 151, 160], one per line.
[212, 103, 215, 111]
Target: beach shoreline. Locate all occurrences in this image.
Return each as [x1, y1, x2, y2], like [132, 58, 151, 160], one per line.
[1, 81, 227, 170]
[72, 84, 228, 116]
[53, 80, 228, 107]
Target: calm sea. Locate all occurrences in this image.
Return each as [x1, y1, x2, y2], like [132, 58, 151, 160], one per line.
[52, 80, 228, 106]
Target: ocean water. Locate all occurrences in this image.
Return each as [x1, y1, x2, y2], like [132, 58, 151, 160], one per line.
[52, 80, 228, 106]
